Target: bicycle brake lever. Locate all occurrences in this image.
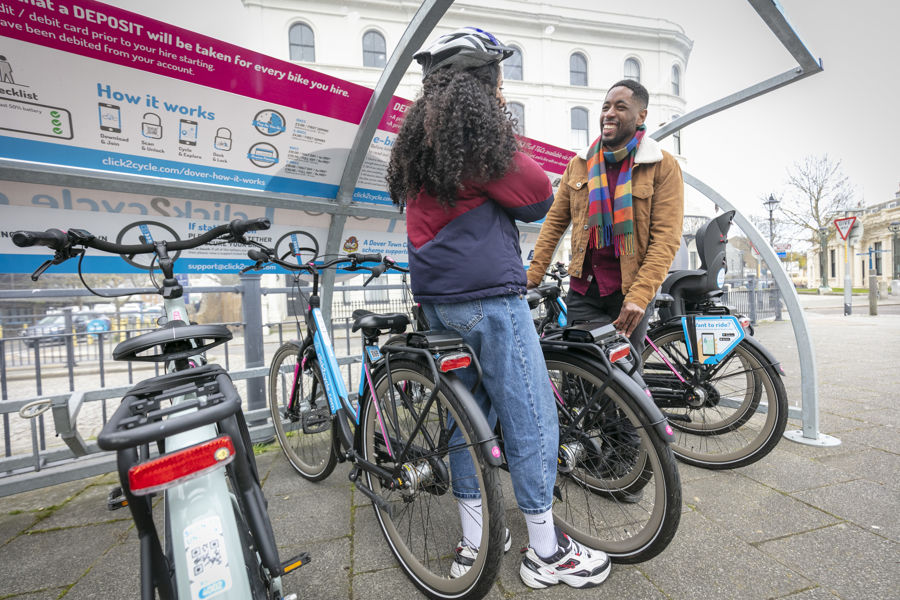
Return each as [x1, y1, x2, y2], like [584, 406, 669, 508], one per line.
[31, 258, 54, 281]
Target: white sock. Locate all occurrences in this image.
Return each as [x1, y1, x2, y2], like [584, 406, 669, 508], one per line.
[524, 509, 557, 559]
[458, 497, 483, 549]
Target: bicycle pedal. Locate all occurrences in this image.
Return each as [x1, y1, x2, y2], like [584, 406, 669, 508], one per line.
[106, 486, 128, 511]
[280, 551, 310, 575]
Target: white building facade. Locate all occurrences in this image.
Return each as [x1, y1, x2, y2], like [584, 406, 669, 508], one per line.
[240, 0, 692, 158]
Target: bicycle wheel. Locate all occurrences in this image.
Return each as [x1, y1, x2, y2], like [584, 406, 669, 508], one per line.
[268, 343, 337, 480]
[359, 359, 504, 600]
[642, 326, 788, 469]
[544, 350, 682, 564]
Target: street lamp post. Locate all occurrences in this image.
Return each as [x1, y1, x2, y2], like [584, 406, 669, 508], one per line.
[818, 226, 830, 290]
[763, 194, 781, 320]
[889, 221, 900, 293]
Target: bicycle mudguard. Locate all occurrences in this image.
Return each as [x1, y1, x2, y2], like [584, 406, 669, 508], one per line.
[545, 344, 675, 445]
[440, 372, 504, 467]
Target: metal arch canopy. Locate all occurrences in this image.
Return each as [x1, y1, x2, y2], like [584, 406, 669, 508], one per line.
[332, 0, 829, 443]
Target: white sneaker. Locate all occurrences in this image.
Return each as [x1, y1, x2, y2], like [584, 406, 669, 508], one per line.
[519, 530, 611, 589]
[450, 528, 512, 578]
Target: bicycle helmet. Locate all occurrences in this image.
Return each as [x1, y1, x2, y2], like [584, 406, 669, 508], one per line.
[414, 27, 515, 80]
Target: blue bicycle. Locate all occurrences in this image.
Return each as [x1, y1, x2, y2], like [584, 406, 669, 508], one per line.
[253, 238, 505, 600]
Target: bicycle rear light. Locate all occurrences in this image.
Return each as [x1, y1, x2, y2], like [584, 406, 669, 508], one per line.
[437, 352, 472, 372]
[738, 317, 751, 330]
[606, 343, 631, 363]
[128, 435, 235, 496]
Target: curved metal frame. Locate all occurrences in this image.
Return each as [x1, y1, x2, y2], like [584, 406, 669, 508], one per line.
[0, 0, 834, 445]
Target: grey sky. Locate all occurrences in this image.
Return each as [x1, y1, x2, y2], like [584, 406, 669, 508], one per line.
[105, 0, 898, 223]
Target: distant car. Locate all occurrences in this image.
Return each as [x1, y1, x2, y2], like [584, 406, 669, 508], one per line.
[20, 313, 111, 347]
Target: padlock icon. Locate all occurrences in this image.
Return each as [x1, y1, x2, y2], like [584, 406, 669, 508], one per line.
[214, 127, 233, 151]
[141, 113, 162, 139]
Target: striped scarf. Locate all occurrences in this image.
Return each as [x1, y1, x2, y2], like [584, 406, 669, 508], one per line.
[585, 125, 645, 256]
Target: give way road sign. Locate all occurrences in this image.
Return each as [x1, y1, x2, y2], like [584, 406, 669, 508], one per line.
[834, 216, 857, 240]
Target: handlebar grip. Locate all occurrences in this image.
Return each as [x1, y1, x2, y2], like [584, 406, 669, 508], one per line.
[229, 218, 271, 238]
[353, 253, 382, 264]
[12, 229, 68, 249]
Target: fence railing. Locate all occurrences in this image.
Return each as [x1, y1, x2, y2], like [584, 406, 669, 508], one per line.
[722, 276, 784, 324]
[0, 281, 410, 496]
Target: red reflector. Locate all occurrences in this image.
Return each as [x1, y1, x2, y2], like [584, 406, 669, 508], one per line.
[739, 317, 751, 329]
[607, 343, 631, 363]
[438, 353, 471, 372]
[128, 435, 235, 496]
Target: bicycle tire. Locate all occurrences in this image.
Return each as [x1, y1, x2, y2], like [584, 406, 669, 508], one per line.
[544, 350, 682, 563]
[359, 359, 504, 600]
[642, 326, 788, 469]
[268, 342, 337, 480]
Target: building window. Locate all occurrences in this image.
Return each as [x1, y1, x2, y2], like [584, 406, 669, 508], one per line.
[507, 101, 525, 135]
[362, 30, 386, 68]
[671, 114, 681, 155]
[830, 249, 836, 278]
[504, 45, 523, 81]
[289, 23, 315, 62]
[624, 57, 640, 82]
[874, 241, 883, 275]
[671, 64, 681, 96]
[569, 52, 587, 86]
[570, 107, 589, 148]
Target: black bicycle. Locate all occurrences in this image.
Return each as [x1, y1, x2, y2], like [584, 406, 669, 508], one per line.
[523, 277, 682, 563]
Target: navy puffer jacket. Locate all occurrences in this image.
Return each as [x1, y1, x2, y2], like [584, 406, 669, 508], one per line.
[406, 152, 553, 303]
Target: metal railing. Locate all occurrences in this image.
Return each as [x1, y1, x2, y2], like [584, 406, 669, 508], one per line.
[0, 282, 410, 496]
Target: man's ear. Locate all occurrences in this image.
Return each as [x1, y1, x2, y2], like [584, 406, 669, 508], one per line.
[637, 108, 648, 126]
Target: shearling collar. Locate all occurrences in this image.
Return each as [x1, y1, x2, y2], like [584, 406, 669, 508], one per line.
[575, 135, 664, 164]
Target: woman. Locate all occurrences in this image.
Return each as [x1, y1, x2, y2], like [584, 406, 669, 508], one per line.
[387, 27, 611, 591]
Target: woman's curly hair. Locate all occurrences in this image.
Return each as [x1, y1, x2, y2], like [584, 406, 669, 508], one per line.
[387, 64, 519, 210]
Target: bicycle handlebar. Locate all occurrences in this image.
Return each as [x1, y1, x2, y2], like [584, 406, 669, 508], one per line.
[13, 218, 271, 256]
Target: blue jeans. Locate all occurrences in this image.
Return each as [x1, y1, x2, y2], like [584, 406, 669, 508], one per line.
[422, 295, 558, 514]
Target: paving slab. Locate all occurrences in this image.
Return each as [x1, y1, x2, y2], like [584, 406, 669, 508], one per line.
[684, 471, 839, 543]
[639, 510, 811, 600]
[792, 479, 900, 542]
[815, 448, 900, 491]
[758, 523, 898, 600]
[735, 447, 855, 493]
[0, 522, 125, 596]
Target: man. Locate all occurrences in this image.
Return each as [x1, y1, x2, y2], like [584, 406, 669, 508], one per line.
[528, 79, 683, 354]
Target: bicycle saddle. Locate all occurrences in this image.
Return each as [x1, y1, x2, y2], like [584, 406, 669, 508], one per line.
[351, 309, 409, 335]
[112, 321, 233, 362]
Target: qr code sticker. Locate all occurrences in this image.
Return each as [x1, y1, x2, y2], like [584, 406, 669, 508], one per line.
[184, 516, 232, 599]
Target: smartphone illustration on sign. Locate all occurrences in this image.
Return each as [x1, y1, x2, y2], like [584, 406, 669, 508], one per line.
[98, 102, 121, 133]
[179, 119, 198, 145]
[701, 332, 716, 356]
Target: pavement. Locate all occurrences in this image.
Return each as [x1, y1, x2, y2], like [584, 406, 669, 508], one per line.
[1, 292, 898, 599]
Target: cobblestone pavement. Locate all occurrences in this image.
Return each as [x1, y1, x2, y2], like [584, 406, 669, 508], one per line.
[0, 293, 898, 598]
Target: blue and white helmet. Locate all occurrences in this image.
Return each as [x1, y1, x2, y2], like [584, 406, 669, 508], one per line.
[414, 27, 514, 80]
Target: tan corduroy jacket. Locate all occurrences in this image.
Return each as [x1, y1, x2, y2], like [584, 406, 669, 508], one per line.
[527, 137, 684, 310]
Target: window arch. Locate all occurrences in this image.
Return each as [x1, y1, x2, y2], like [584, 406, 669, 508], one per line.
[570, 107, 589, 148]
[289, 22, 315, 62]
[569, 52, 587, 86]
[507, 101, 525, 135]
[671, 64, 681, 96]
[363, 30, 386, 68]
[504, 45, 523, 81]
[624, 57, 641, 82]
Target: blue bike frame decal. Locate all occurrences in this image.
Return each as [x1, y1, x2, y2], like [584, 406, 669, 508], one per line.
[311, 307, 358, 423]
[556, 297, 568, 328]
[682, 315, 745, 365]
